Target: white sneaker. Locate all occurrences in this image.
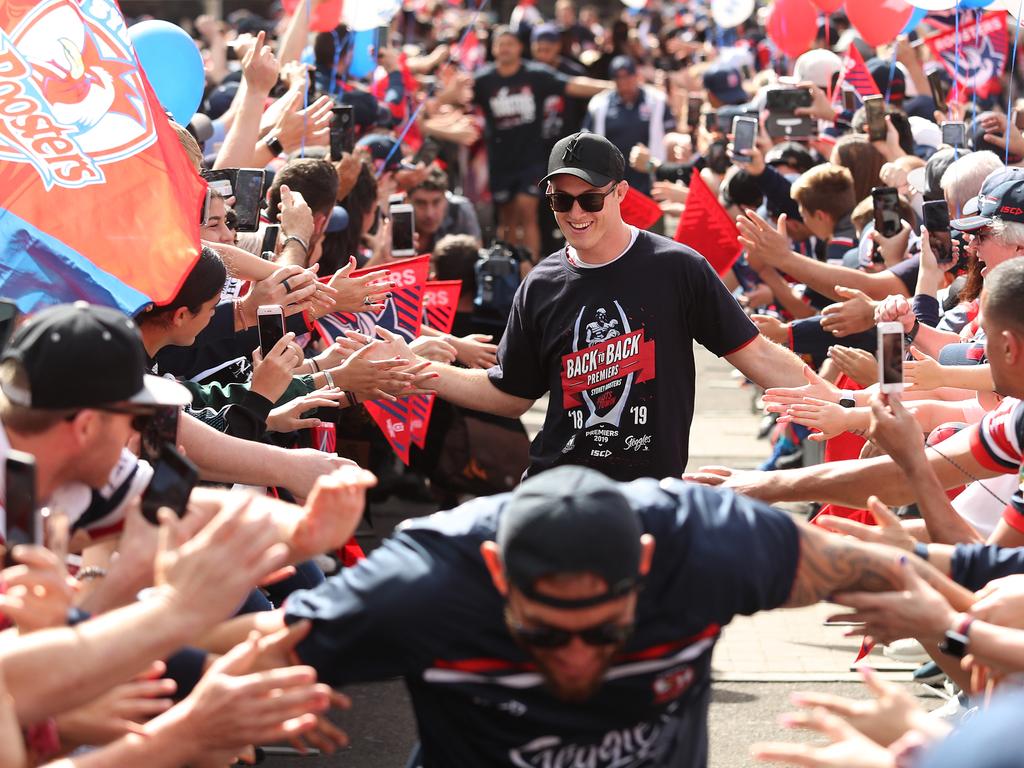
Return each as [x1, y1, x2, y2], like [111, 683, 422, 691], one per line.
[883, 638, 930, 664]
[929, 693, 976, 726]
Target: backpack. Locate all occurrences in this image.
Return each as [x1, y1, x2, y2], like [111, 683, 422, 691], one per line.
[472, 241, 522, 330]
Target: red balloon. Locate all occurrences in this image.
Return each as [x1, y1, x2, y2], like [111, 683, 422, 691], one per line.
[811, 0, 845, 12]
[846, 0, 913, 48]
[766, 0, 818, 58]
[282, 0, 343, 33]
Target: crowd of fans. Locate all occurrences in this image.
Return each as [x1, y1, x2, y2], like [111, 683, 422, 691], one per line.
[10, 0, 1024, 764]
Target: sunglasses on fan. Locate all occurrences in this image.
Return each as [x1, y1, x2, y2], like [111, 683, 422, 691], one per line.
[546, 184, 618, 213]
[508, 618, 635, 648]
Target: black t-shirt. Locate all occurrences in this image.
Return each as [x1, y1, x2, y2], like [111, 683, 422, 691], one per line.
[487, 230, 758, 481]
[473, 61, 570, 179]
[285, 479, 800, 768]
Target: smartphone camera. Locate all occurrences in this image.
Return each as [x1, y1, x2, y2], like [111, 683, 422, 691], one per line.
[389, 203, 415, 258]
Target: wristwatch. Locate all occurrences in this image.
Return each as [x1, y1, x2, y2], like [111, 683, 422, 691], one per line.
[939, 613, 975, 658]
[904, 318, 921, 346]
[838, 390, 857, 408]
[264, 134, 284, 157]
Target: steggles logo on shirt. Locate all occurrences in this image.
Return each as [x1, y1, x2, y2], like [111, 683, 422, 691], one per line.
[508, 718, 670, 768]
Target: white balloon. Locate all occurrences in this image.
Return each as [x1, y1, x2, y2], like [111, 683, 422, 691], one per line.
[621, 0, 648, 9]
[906, 0, 957, 9]
[711, 0, 756, 28]
[344, 0, 380, 31]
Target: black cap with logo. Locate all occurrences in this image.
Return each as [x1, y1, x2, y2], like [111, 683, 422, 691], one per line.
[497, 465, 643, 610]
[1, 302, 191, 410]
[540, 132, 626, 189]
[951, 170, 1024, 231]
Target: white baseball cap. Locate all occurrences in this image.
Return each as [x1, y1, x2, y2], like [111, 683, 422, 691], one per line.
[793, 49, 842, 90]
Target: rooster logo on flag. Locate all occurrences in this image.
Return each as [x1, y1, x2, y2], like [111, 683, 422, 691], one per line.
[0, 0, 155, 190]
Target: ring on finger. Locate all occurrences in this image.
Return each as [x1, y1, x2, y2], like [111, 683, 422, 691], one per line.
[363, 296, 374, 306]
[282, 278, 293, 293]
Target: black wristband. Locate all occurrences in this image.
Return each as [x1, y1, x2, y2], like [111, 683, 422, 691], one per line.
[264, 134, 284, 156]
[905, 318, 921, 345]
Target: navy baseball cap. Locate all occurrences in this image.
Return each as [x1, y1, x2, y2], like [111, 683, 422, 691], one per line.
[356, 133, 404, 173]
[866, 57, 906, 104]
[531, 23, 560, 43]
[703, 65, 747, 105]
[541, 132, 625, 188]
[497, 466, 643, 609]
[609, 55, 637, 77]
[952, 169, 1024, 230]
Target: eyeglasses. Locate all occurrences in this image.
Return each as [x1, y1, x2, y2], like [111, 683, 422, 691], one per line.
[508, 618, 634, 649]
[66, 404, 158, 432]
[546, 185, 618, 213]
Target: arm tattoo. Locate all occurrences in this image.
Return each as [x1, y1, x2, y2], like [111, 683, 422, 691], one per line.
[785, 524, 905, 608]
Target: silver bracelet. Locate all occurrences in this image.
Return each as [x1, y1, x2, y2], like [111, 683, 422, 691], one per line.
[323, 368, 336, 388]
[282, 234, 309, 253]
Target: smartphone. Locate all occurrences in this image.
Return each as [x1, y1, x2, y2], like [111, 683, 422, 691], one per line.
[4, 450, 38, 566]
[731, 116, 758, 163]
[927, 70, 948, 114]
[842, 87, 857, 114]
[412, 138, 440, 166]
[922, 200, 953, 266]
[257, 304, 285, 358]
[203, 168, 236, 197]
[941, 121, 966, 149]
[389, 203, 415, 258]
[766, 88, 812, 113]
[863, 96, 887, 142]
[330, 105, 356, 162]
[138, 406, 181, 465]
[0, 300, 19, 352]
[877, 322, 905, 394]
[200, 185, 213, 226]
[687, 94, 704, 129]
[231, 169, 266, 232]
[871, 186, 902, 238]
[260, 224, 281, 257]
[375, 25, 390, 55]
[704, 111, 717, 134]
[141, 444, 199, 525]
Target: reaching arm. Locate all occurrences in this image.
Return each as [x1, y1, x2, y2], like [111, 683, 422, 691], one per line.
[724, 333, 807, 389]
[426, 363, 535, 418]
[756, 267, 817, 319]
[566, 76, 614, 98]
[784, 521, 970, 608]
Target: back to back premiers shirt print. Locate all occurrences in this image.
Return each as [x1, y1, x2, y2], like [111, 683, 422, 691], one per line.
[489, 230, 758, 481]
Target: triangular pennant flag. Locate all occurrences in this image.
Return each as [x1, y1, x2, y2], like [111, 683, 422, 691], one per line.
[673, 173, 742, 276]
[316, 254, 431, 464]
[0, 0, 206, 315]
[409, 280, 462, 449]
[837, 45, 881, 99]
[619, 186, 663, 231]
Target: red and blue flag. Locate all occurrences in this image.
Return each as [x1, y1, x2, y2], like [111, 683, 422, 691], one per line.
[0, 0, 205, 316]
[926, 11, 1009, 100]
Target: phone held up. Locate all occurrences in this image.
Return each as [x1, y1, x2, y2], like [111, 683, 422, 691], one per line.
[863, 95, 887, 142]
[4, 450, 39, 566]
[141, 444, 199, 525]
[257, 305, 286, 358]
[941, 121, 966, 149]
[731, 116, 758, 163]
[871, 186, 902, 239]
[330, 105, 356, 162]
[922, 200, 954, 266]
[389, 202, 416, 258]
[877, 322, 905, 394]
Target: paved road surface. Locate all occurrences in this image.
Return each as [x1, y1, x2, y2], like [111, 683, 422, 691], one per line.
[263, 344, 927, 767]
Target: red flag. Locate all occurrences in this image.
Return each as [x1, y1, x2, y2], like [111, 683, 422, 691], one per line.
[315, 255, 431, 464]
[926, 12, 1008, 100]
[619, 187, 663, 230]
[673, 173, 742, 276]
[409, 280, 462, 449]
[0, 0, 205, 316]
[835, 45, 881, 100]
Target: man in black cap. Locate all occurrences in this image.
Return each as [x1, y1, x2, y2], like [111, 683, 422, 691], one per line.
[0, 302, 191, 539]
[242, 464, 952, 767]
[374, 132, 808, 481]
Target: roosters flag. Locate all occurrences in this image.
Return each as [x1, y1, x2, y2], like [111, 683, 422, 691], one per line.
[0, 0, 205, 315]
[619, 187, 663, 231]
[926, 12, 1008, 100]
[673, 172, 742, 276]
[835, 45, 880, 100]
[315, 255, 430, 464]
[409, 279, 462, 450]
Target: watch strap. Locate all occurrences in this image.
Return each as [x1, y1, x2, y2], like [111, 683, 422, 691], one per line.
[904, 318, 921, 345]
[838, 390, 856, 408]
[264, 134, 284, 156]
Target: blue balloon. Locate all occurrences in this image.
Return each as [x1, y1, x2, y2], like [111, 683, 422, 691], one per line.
[961, 0, 994, 7]
[348, 28, 377, 79]
[129, 20, 205, 125]
[901, 6, 929, 35]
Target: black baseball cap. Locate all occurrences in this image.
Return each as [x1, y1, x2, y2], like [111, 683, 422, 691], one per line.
[540, 132, 625, 189]
[609, 55, 637, 77]
[866, 57, 906, 104]
[1, 302, 191, 411]
[703, 65, 747, 105]
[952, 170, 1024, 231]
[764, 141, 817, 174]
[497, 466, 643, 610]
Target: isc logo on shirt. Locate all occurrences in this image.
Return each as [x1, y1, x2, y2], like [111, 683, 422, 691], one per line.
[652, 665, 694, 704]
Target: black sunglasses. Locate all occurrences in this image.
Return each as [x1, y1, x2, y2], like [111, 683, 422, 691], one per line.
[546, 185, 617, 213]
[508, 619, 634, 649]
[66, 404, 157, 432]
